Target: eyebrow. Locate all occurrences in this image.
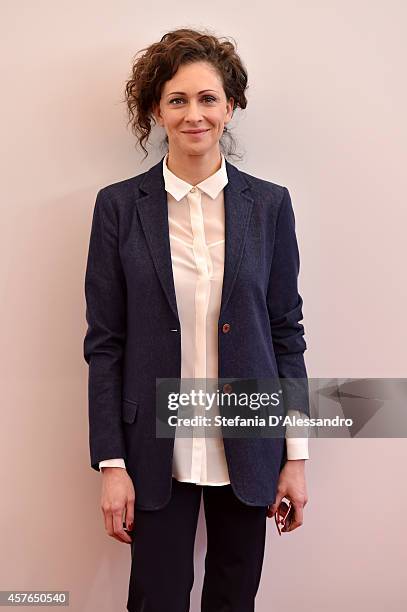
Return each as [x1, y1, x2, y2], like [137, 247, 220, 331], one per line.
[166, 89, 218, 97]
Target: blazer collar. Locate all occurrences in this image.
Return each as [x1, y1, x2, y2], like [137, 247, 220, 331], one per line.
[134, 154, 254, 321]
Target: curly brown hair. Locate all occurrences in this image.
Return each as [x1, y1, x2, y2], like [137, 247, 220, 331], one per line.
[123, 27, 249, 162]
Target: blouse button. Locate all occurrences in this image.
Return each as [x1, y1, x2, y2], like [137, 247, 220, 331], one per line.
[223, 383, 233, 394]
[222, 323, 231, 333]
[190, 187, 197, 193]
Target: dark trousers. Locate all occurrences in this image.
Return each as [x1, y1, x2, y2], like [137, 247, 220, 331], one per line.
[127, 477, 268, 612]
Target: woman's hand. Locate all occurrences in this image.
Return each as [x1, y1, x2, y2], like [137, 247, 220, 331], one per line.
[100, 467, 135, 544]
[267, 459, 308, 532]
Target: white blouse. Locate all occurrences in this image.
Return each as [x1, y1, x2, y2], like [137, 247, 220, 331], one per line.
[99, 153, 309, 478]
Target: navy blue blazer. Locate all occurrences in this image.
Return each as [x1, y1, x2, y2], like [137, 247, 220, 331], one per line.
[83, 155, 309, 509]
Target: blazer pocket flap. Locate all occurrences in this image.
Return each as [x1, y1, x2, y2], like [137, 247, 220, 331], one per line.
[122, 398, 139, 424]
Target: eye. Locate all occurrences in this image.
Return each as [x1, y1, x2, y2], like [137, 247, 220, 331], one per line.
[169, 95, 217, 105]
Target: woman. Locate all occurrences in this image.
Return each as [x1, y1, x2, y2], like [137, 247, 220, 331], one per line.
[84, 27, 309, 612]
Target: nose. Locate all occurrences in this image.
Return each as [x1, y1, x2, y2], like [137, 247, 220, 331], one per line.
[184, 99, 203, 123]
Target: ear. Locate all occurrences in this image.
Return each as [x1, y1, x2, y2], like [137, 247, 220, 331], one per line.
[224, 97, 235, 125]
[152, 102, 163, 127]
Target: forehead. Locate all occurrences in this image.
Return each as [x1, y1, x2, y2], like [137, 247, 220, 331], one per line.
[162, 61, 222, 93]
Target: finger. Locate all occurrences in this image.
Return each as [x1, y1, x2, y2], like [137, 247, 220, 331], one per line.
[102, 508, 122, 543]
[113, 508, 132, 544]
[101, 506, 114, 536]
[284, 503, 304, 532]
[102, 505, 128, 543]
[267, 499, 279, 518]
[101, 505, 109, 532]
[269, 490, 285, 518]
[125, 498, 135, 532]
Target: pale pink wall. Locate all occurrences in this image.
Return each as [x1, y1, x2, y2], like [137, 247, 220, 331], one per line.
[1, 1, 406, 611]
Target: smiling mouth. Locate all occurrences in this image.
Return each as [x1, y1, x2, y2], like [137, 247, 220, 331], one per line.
[182, 129, 210, 134]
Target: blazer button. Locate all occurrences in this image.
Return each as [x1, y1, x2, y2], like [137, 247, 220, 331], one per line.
[223, 383, 233, 394]
[222, 323, 231, 333]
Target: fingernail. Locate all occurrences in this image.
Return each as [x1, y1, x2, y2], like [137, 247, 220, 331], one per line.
[128, 522, 133, 531]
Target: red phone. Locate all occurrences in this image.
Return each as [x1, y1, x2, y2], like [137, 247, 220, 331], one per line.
[275, 498, 294, 535]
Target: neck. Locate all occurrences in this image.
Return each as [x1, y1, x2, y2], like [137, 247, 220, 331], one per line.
[166, 148, 222, 186]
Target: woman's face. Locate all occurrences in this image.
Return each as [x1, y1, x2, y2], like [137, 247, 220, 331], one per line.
[153, 61, 234, 158]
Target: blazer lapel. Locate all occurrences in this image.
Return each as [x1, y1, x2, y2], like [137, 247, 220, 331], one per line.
[135, 156, 254, 322]
[219, 161, 254, 318]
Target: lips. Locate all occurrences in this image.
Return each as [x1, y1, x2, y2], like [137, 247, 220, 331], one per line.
[182, 129, 210, 134]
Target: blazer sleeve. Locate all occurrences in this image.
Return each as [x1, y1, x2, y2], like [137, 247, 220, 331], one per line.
[83, 188, 127, 471]
[266, 186, 310, 417]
